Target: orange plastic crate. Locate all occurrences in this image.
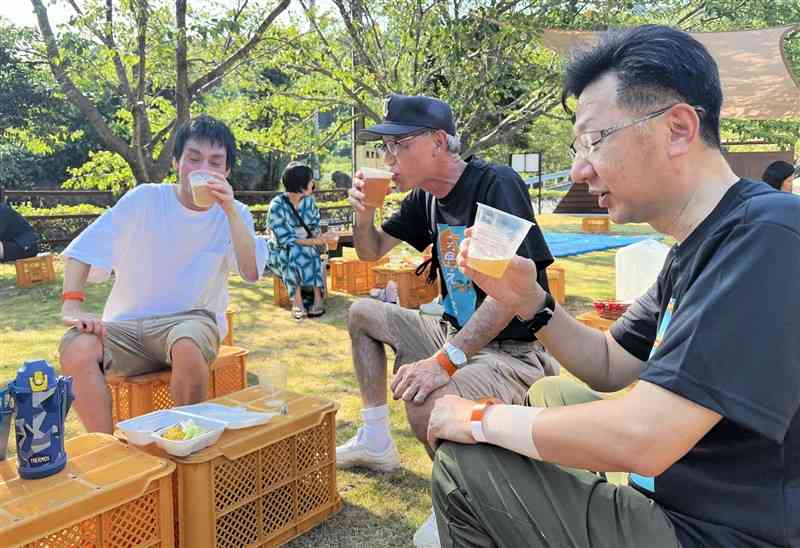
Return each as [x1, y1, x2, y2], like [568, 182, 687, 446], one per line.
[108, 345, 249, 426]
[372, 265, 439, 309]
[15, 253, 56, 288]
[329, 257, 388, 295]
[0, 433, 175, 548]
[575, 310, 615, 332]
[546, 264, 566, 304]
[160, 389, 341, 547]
[272, 275, 291, 309]
[581, 217, 611, 233]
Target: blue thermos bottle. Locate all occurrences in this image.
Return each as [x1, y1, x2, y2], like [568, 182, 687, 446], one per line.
[9, 360, 74, 479]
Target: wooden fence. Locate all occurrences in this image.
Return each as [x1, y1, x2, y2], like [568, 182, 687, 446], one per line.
[1, 188, 350, 208]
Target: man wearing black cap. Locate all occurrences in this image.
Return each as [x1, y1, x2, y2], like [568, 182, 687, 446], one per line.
[338, 94, 557, 547]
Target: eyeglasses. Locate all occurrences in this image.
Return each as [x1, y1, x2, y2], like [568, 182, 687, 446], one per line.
[569, 104, 705, 160]
[376, 131, 432, 156]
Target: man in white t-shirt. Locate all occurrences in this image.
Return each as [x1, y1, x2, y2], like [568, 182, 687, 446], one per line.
[58, 115, 267, 434]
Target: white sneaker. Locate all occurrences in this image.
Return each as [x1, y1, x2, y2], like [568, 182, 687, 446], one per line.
[413, 510, 441, 548]
[419, 296, 444, 317]
[336, 428, 400, 472]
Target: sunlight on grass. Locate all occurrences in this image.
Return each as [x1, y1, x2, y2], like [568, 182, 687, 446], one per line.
[0, 213, 664, 545]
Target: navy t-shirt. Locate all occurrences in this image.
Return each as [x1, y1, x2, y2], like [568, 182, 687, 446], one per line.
[382, 157, 554, 342]
[611, 180, 800, 548]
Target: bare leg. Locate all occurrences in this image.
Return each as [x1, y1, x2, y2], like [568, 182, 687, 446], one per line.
[406, 383, 460, 460]
[170, 338, 209, 405]
[59, 333, 112, 433]
[312, 287, 324, 308]
[346, 299, 397, 407]
[292, 288, 304, 310]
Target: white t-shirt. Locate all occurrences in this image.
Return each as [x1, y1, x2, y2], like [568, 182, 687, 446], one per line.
[62, 184, 267, 339]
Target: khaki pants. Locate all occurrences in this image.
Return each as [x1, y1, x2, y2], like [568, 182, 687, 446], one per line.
[431, 377, 682, 548]
[60, 309, 220, 376]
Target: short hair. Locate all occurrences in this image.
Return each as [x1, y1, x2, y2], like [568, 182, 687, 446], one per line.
[282, 162, 314, 193]
[562, 25, 723, 149]
[173, 115, 237, 169]
[762, 160, 795, 190]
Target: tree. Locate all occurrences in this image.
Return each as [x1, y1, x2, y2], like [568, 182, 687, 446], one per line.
[29, 0, 290, 187]
[255, 0, 571, 157]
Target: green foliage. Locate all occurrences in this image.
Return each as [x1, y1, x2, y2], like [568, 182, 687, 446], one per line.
[62, 150, 142, 194]
[14, 202, 107, 216]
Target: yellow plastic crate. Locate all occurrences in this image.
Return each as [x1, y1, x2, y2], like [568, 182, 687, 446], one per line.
[546, 264, 566, 304]
[108, 345, 249, 426]
[372, 265, 439, 309]
[329, 257, 388, 295]
[0, 433, 175, 548]
[163, 389, 340, 547]
[581, 217, 611, 233]
[15, 253, 56, 288]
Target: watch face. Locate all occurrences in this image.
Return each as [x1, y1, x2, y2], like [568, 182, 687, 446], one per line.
[445, 343, 467, 366]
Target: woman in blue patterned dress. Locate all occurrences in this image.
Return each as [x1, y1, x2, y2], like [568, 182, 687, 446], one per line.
[267, 163, 336, 319]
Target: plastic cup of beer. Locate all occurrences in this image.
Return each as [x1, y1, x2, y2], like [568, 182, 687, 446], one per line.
[360, 167, 393, 208]
[257, 363, 288, 409]
[467, 203, 533, 278]
[188, 170, 216, 208]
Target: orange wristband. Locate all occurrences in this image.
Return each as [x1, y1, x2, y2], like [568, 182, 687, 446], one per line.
[61, 291, 85, 302]
[434, 350, 457, 377]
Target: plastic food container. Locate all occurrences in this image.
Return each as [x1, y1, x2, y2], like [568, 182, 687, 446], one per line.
[117, 402, 276, 457]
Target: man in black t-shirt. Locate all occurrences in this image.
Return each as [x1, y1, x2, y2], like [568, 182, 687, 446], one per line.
[0, 203, 39, 262]
[427, 26, 800, 548]
[337, 94, 557, 546]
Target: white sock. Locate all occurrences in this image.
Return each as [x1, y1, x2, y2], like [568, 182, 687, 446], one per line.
[360, 405, 391, 452]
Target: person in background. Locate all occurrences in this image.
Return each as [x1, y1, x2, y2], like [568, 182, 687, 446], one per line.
[761, 160, 795, 192]
[0, 203, 40, 261]
[267, 162, 337, 320]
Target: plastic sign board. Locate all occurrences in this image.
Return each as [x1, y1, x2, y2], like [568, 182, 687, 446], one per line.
[511, 152, 541, 173]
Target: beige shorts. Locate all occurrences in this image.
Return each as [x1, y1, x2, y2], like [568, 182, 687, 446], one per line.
[383, 304, 560, 404]
[59, 309, 220, 377]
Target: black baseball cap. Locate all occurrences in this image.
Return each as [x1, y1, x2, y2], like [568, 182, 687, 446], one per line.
[358, 94, 456, 141]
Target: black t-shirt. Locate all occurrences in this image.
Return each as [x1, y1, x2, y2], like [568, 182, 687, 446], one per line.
[0, 204, 36, 244]
[611, 180, 800, 548]
[382, 157, 554, 342]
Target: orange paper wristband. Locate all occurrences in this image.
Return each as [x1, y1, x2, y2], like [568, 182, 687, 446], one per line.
[61, 291, 85, 302]
[435, 350, 457, 377]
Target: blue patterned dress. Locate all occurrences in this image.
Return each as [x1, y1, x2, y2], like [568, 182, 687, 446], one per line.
[267, 194, 325, 298]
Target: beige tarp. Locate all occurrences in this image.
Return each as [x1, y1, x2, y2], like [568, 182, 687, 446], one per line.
[542, 27, 800, 120]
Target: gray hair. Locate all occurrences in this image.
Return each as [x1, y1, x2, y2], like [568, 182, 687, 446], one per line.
[445, 133, 461, 155]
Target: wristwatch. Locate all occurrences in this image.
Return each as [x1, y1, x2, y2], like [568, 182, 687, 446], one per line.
[517, 291, 556, 334]
[471, 397, 502, 443]
[443, 342, 467, 368]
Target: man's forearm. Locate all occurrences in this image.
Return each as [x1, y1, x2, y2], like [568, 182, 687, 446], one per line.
[63, 257, 91, 293]
[448, 297, 516, 357]
[353, 211, 384, 260]
[225, 207, 258, 282]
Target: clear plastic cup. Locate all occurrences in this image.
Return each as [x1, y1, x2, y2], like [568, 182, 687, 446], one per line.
[360, 167, 393, 208]
[188, 171, 216, 208]
[257, 363, 288, 409]
[467, 203, 533, 278]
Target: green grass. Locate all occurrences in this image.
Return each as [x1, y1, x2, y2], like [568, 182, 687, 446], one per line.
[0, 214, 660, 546]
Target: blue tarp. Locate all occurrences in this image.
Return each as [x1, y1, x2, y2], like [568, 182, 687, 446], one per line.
[543, 232, 659, 258]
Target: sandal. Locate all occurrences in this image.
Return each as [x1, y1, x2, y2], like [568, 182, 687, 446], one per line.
[291, 306, 306, 320]
[308, 303, 325, 318]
